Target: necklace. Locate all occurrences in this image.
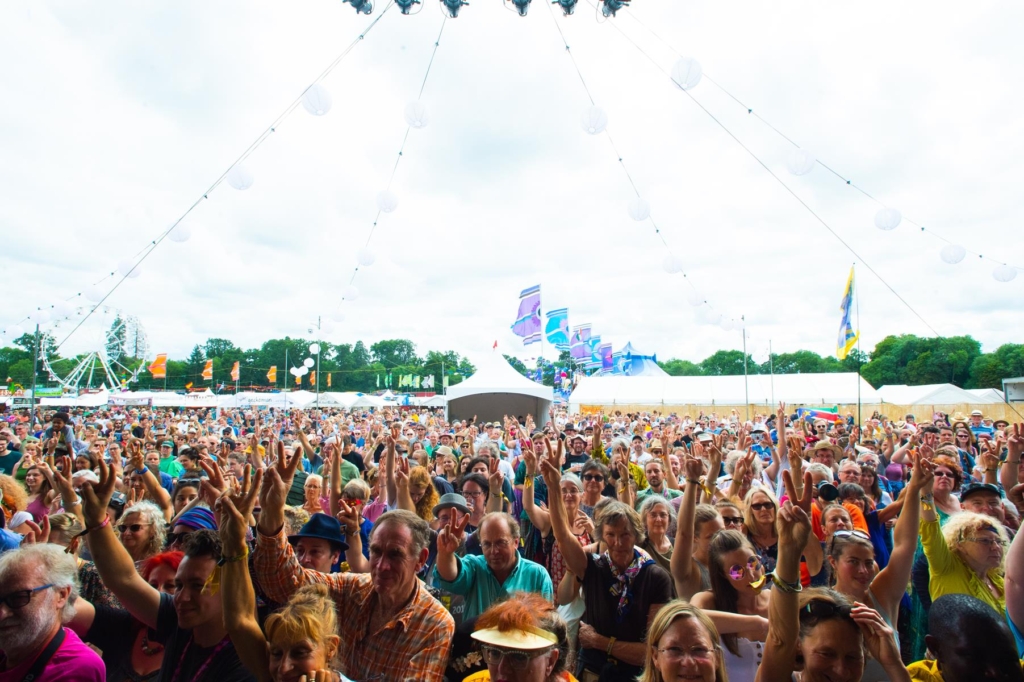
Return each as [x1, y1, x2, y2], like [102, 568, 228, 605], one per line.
[140, 630, 164, 656]
[171, 635, 229, 682]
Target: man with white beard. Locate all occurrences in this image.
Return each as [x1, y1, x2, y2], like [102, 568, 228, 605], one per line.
[0, 544, 105, 681]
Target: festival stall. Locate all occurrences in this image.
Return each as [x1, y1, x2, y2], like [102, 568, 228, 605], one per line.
[216, 391, 318, 409]
[40, 389, 111, 408]
[446, 349, 552, 424]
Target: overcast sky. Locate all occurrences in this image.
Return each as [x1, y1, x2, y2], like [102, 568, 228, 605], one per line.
[1, 0, 1021, 370]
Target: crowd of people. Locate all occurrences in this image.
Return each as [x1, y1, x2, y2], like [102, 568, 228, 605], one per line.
[0, 401, 1022, 682]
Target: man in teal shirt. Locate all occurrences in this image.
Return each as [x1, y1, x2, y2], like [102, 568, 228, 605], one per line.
[433, 511, 552, 620]
[157, 439, 184, 479]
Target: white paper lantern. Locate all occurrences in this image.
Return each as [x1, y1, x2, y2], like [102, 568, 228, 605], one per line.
[304, 358, 315, 368]
[687, 290, 703, 307]
[320, 319, 336, 334]
[30, 309, 51, 325]
[580, 106, 608, 135]
[226, 164, 254, 191]
[874, 207, 901, 231]
[376, 190, 399, 213]
[703, 311, 723, 327]
[117, 260, 140, 279]
[720, 318, 734, 332]
[993, 264, 1018, 283]
[671, 57, 703, 90]
[627, 198, 651, 222]
[342, 285, 360, 301]
[404, 101, 429, 128]
[309, 343, 321, 355]
[302, 84, 332, 116]
[662, 255, 684, 274]
[940, 244, 966, 264]
[289, 367, 301, 377]
[86, 285, 104, 303]
[330, 310, 346, 323]
[168, 223, 192, 243]
[356, 247, 376, 266]
[53, 300, 74, 317]
[786, 148, 816, 176]
[299, 366, 309, 376]
[3, 324, 24, 338]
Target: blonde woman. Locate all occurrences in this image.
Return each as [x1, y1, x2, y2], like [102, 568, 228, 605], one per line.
[922, 508, 1009, 614]
[639, 601, 728, 682]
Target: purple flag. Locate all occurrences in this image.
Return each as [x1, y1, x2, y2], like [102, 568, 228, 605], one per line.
[570, 324, 591, 360]
[511, 285, 542, 346]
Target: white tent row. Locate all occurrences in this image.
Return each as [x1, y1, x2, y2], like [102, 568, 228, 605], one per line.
[569, 373, 878, 410]
[41, 389, 112, 408]
[876, 384, 1005, 406]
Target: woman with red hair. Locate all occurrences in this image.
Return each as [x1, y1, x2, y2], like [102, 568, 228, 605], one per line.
[465, 592, 576, 682]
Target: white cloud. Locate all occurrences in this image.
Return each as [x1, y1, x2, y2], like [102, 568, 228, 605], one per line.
[1, 0, 1020, 369]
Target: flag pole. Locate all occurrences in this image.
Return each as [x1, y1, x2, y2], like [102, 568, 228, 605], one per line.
[742, 315, 749, 421]
[855, 263, 862, 426]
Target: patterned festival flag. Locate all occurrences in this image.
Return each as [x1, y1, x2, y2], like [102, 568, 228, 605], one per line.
[586, 335, 602, 369]
[310, 373, 315, 386]
[599, 343, 613, 372]
[185, 382, 193, 390]
[327, 373, 332, 388]
[201, 360, 213, 381]
[545, 308, 570, 350]
[267, 366, 277, 383]
[836, 266, 858, 360]
[294, 374, 301, 385]
[230, 361, 240, 382]
[148, 353, 167, 380]
[511, 285, 542, 346]
[570, 324, 591, 361]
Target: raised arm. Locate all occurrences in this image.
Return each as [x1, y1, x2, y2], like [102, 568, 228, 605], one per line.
[79, 460, 161, 629]
[670, 456, 705, 600]
[1006, 483, 1024, 639]
[540, 444, 588, 579]
[128, 441, 172, 521]
[384, 432, 399, 507]
[872, 450, 928, 617]
[336, 499, 370, 573]
[1001, 424, 1022, 493]
[521, 442, 551, 535]
[434, 512, 470, 582]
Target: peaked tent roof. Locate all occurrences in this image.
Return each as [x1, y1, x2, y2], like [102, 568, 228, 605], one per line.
[877, 383, 1005, 405]
[446, 350, 552, 401]
[612, 342, 668, 377]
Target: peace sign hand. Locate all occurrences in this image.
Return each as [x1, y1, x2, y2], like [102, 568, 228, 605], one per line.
[336, 498, 361, 536]
[783, 468, 813, 514]
[488, 458, 504, 493]
[437, 512, 469, 555]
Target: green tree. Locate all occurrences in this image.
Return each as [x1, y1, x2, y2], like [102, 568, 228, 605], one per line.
[659, 359, 702, 376]
[968, 344, 1024, 389]
[700, 350, 755, 376]
[106, 314, 127, 361]
[370, 340, 418, 367]
[203, 338, 239, 359]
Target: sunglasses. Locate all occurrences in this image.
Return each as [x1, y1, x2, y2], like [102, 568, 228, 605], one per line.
[0, 584, 53, 610]
[582, 474, 604, 482]
[165, 530, 194, 547]
[801, 599, 852, 620]
[728, 556, 762, 581]
[117, 523, 151, 534]
[721, 515, 744, 526]
[933, 471, 956, 479]
[749, 502, 775, 512]
[478, 644, 552, 670]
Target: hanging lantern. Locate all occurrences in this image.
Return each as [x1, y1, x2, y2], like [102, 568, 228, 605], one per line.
[302, 84, 332, 116]
[687, 290, 703, 307]
[703, 311, 723, 327]
[627, 198, 650, 222]
[580, 106, 608, 135]
[320, 318, 336, 333]
[342, 285, 360, 301]
[117, 260, 140, 279]
[289, 366, 301, 377]
[303, 358, 315, 368]
[309, 343, 321, 355]
[299, 366, 309, 376]
[940, 244, 966, 264]
[993, 264, 1018, 283]
[86, 284, 104, 303]
[874, 207, 901, 231]
[662, 255, 684, 274]
[376, 190, 399, 213]
[786, 148, 816, 176]
[3, 324, 24, 338]
[404, 102, 429, 129]
[356, 247, 376, 266]
[29, 309, 51, 325]
[720, 318, 734, 332]
[226, 164, 254, 190]
[168, 222, 192, 243]
[53, 301, 74, 317]
[330, 310, 346, 322]
[671, 57, 702, 90]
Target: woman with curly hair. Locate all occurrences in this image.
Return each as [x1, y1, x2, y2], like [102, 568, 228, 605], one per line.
[923, 507, 1009, 614]
[0, 473, 28, 524]
[409, 465, 440, 523]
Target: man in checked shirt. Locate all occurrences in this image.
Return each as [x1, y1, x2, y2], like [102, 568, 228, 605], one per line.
[253, 446, 454, 682]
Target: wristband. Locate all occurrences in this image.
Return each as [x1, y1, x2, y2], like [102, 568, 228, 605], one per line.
[217, 547, 250, 566]
[770, 572, 803, 593]
[134, 466, 149, 476]
[606, 636, 616, 656]
[685, 478, 702, 486]
[76, 516, 110, 538]
[524, 478, 534, 489]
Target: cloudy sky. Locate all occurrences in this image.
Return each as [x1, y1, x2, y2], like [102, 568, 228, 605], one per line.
[1, 0, 1021, 369]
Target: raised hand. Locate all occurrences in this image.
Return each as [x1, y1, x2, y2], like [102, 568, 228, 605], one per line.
[1009, 424, 1023, 461]
[47, 456, 77, 503]
[782, 468, 813, 514]
[683, 455, 704, 482]
[488, 458, 504, 493]
[437, 511, 469, 555]
[395, 456, 411, 493]
[776, 500, 811, 551]
[850, 603, 902, 670]
[79, 459, 118, 527]
[215, 467, 261, 556]
[336, 498, 361, 536]
[908, 450, 933, 492]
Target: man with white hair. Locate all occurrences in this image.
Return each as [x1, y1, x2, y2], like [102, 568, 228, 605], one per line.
[0, 544, 105, 680]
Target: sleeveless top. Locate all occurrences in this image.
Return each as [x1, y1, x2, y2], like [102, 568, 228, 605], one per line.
[26, 495, 49, 523]
[722, 636, 763, 682]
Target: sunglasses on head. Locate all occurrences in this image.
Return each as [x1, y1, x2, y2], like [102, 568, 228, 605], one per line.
[801, 599, 852, 621]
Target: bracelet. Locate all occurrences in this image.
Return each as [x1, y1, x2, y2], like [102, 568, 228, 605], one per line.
[134, 466, 149, 475]
[685, 478, 702, 486]
[921, 493, 934, 504]
[770, 572, 803, 593]
[524, 477, 534, 489]
[606, 636, 616, 656]
[76, 516, 110, 538]
[217, 548, 250, 566]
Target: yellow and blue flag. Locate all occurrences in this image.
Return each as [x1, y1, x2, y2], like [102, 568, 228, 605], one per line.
[836, 266, 858, 360]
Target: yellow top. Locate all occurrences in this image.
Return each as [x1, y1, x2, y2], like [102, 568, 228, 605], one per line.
[463, 672, 579, 682]
[920, 517, 1005, 615]
[908, 658, 1024, 682]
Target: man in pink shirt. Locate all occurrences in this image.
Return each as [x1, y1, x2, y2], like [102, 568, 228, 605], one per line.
[0, 544, 105, 681]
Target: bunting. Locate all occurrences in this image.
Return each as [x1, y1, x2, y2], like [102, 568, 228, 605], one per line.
[148, 353, 167, 380]
[230, 361, 240, 382]
[295, 374, 301, 385]
[201, 360, 213, 381]
[327, 373, 332, 388]
[267, 366, 277, 383]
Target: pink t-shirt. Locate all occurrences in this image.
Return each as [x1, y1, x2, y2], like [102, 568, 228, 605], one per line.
[0, 627, 105, 682]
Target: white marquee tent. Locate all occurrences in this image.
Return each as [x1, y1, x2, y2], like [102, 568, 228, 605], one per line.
[40, 389, 111, 408]
[569, 373, 878, 410]
[446, 350, 552, 424]
[876, 384, 1005, 406]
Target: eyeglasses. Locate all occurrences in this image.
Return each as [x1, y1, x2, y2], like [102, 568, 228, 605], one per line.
[933, 470, 956, 479]
[481, 539, 514, 552]
[165, 530, 193, 546]
[0, 584, 53, 610]
[479, 644, 552, 670]
[728, 556, 762, 580]
[964, 536, 1006, 549]
[117, 523, 151, 534]
[657, 645, 716, 662]
[749, 502, 775, 512]
[721, 515, 744, 526]
[463, 491, 485, 499]
[582, 474, 604, 482]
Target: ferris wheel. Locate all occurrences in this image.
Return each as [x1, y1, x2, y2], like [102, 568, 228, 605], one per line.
[40, 308, 150, 391]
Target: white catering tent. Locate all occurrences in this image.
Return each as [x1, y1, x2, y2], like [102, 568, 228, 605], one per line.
[446, 349, 553, 424]
[965, 388, 1006, 403]
[41, 389, 111, 408]
[216, 391, 318, 409]
[876, 384, 1005, 406]
[569, 373, 877, 410]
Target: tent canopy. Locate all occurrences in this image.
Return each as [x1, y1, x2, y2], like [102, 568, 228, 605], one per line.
[609, 342, 668, 377]
[570, 373, 877, 409]
[876, 384, 1004, 406]
[447, 350, 552, 424]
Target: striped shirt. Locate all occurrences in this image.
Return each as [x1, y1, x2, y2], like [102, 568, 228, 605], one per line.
[254, 528, 454, 682]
